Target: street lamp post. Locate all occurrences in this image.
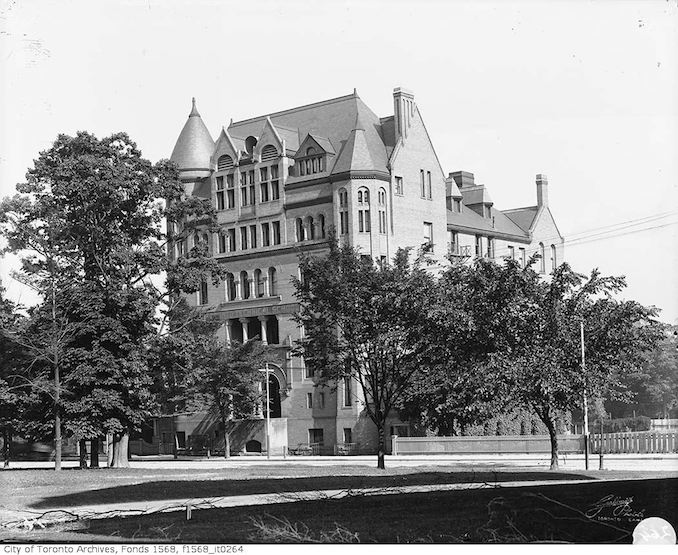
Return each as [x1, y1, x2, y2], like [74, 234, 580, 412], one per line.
[581, 321, 589, 471]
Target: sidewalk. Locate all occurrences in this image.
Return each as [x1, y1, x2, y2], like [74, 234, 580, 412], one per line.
[0, 474, 659, 531]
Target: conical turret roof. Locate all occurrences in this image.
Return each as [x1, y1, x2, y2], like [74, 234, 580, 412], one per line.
[170, 98, 214, 176]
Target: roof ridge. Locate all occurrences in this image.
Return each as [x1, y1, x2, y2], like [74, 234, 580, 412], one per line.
[230, 93, 357, 127]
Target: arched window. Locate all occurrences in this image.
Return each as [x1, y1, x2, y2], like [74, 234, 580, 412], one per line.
[268, 267, 277, 296]
[202, 233, 209, 254]
[245, 136, 258, 154]
[338, 188, 349, 235]
[199, 280, 208, 305]
[306, 147, 316, 156]
[319, 214, 326, 238]
[307, 216, 315, 240]
[539, 242, 545, 273]
[378, 188, 386, 205]
[254, 269, 265, 298]
[217, 155, 234, 172]
[240, 270, 250, 299]
[296, 218, 305, 242]
[338, 188, 348, 207]
[550, 245, 557, 270]
[226, 273, 236, 301]
[261, 145, 278, 162]
[357, 187, 370, 233]
[378, 188, 387, 234]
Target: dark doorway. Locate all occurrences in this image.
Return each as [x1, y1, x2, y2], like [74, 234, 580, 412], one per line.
[266, 374, 282, 418]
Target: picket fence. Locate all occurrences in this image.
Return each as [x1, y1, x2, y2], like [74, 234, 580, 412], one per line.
[589, 431, 678, 454]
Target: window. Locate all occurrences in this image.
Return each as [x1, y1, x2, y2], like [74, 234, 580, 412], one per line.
[250, 225, 257, 248]
[305, 362, 314, 379]
[551, 244, 557, 270]
[198, 280, 208, 305]
[423, 222, 433, 249]
[272, 221, 281, 245]
[539, 242, 545, 273]
[319, 392, 325, 409]
[447, 230, 458, 254]
[248, 170, 255, 205]
[308, 428, 324, 446]
[339, 188, 349, 235]
[226, 174, 235, 208]
[454, 199, 462, 212]
[270, 165, 280, 200]
[319, 214, 326, 238]
[226, 273, 236, 301]
[260, 167, 269, 202]
[420, 169, 425, 198]
[358, 187, 370, 233]
[306, 393, 313, 409]
[261, 144, 278, 162]
[217, 155, 233, 172]
[254, 269, 264, 298]
[426, 171, 432, 199]
[378, 188, 387, 234]
[216, 176, 225, 210]
[378, 188, 386, 205]
[379, 210, 387, 233]
[508, 246, 515, 260]
[227, 228, 236, 252]
[395, 176, 403, 195]
[307, 216, 315, 240]
[240, 227, 248, 250]
[343, 428, 352, 444]
[519, 247, 526, 268]
[475, 235, 482, 257]
[295, 218, 305, 242]
[268, 267, 277, 295]
[343, 376, 352, 406]
[484, 205, 492, 218]
[240, 173, 248, 206]
[298, 148, 324, 176]
[487, 237, 495, 259]
[262, 222, 270, 247]
[218, 232, 227, 254]
[240, 271, 250, 299]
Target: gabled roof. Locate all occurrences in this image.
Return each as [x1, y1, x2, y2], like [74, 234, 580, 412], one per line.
[171, 98, 214, 171]
[447, 205, 530, 241]
[227, 92, 388, 174]
[504, 206, 539, 232]
[307, 134, 335, 155]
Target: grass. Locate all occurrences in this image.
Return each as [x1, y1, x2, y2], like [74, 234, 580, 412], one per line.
[3, 478, 676, 543]
[1, 464, 676, 543]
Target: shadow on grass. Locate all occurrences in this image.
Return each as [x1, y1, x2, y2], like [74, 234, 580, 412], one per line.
[31, 470, 595, 509]
[53, 478, 678, 543]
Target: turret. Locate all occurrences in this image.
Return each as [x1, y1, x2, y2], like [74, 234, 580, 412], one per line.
[170, 98, 215, 183]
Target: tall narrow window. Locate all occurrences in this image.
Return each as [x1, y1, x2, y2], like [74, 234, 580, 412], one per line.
[378, 187, 387, 234]
[250, 225, 257, 248]
[358, 187, 370, 233]
[508, 246, 515, 260]
[226, 273, 236, 301]
[307, 216, 315, 240]
[268, 267, 277, 295]
[424, 222, 433, 250]
[216, 177, 225, 210]
[226, 174, 235, 208]
[270, 165, 280, 200]
[447, 230, 458, 254]
[254, 269, 264, 298]
[218, 232, 227, 254]
[487, 237, 495, 258]
[240, 226, 248, 250]
[395, 176, 403, 195]
[550, 244, 557, 270]
[227, 228, 236, 251]
[319, 214, 326, 238]
[426, 171, 432, 199]
[475, 235, 482, 257]
[306, 393, 313, 409]
[539, 242, 545, 273]
[262, 222, 270, 246]
[199, 280, 208, 305]
[519, 247, 526, 268]
[272, 221, 281, 245]
[343, 376, 352, 406]
[240, 173, 248, 206]
[339, 188, 349, 235]
[420, 170, 425, 198]
[248, 170, 255, 205]
[259, 167, 269, 202]
[240, 271, 250, 300]
[296, 218, 305, 242]
[454, 199, 462, 212]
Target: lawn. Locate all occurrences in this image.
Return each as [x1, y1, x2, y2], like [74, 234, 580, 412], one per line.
[1, 465, 676, 543]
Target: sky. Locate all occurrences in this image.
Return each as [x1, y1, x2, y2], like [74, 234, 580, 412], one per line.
[1, 0, 677, 322]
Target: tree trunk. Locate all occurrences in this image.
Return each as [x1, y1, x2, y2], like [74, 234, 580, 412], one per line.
[90, 438, 100, 468]
[376, 422, 386, 470]
[110, 431, 130, 468]
[79, 439, 88, 469]
[544, 416, 559, 470]
[2, 428, 10, 468]
[223, 429, 230, 459]
[106, 434, 114, 467]
[54, 408, 62, 471]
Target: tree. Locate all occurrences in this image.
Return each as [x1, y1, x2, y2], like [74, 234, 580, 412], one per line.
[486, 262, 663, 469]
[294, 239, 437, 469]
[187, 340, 268, 458]
[0, 131, 224, 468]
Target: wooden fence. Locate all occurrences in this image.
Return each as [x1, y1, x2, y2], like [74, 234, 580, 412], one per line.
[590, 431, 678, 454]
[391, 435, 585, 455]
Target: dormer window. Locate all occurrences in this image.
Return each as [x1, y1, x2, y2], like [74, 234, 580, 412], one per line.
[297, 146, 325, 176]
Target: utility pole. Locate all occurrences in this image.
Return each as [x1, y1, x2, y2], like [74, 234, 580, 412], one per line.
[581, 321, 589, 471]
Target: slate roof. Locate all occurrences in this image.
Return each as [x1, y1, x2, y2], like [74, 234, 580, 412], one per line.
[227, 93, 388, 174]
[170, 99, 215, 171]
[447, 205, 530, 241]
[504, 206, 539, 232]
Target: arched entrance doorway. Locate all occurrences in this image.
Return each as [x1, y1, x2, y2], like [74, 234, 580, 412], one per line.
[266, 374, 282, 419]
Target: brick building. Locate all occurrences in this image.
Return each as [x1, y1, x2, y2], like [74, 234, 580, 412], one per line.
[160, 87, 564, 455]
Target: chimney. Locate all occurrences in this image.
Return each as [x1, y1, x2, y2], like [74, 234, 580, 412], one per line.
[449, 171, 475, 189]
[393, 87, 415, 143]
[536, 174, 548, 207]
